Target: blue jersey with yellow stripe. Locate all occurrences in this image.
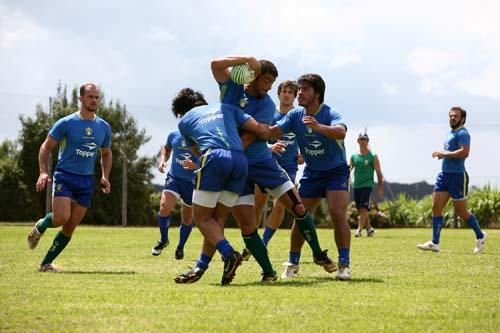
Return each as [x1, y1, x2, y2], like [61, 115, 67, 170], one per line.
[165, 130, 198, 181]
[49, 112, 111, 175]
[442, 127, 470, 173]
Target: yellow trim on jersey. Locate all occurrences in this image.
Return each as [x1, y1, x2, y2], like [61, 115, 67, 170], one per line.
[463, 172, 467, 197]
[196, 149, 211, 190]
[60, 138, 66, 154]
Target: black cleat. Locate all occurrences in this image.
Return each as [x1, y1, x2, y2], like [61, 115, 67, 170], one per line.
[241, 248, 251, 261]
[174, 267, 206, 284]
[151, 240, 168, 256]
[175, 249, 184, 260]
[261, 271, 278, 283]
[313, 249, 337, 273]
[221, 251, 243, 286]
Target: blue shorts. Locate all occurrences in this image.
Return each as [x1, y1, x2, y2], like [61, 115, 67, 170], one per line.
[434, 171, 469, 200]
[354, 187, 372, 209]
[53, 170, 95, 208]
[163, 173, 194, 206]
[299, 165, 350, 198]
[195, 149, 248, 194]
[240, 158, 292, 196]
[282, 166, 298, 184]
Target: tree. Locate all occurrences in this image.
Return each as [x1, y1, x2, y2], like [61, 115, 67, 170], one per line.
[15, 82, 155, 225]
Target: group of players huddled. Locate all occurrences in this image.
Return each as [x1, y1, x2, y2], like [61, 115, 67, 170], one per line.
[27, 55, 487, 285]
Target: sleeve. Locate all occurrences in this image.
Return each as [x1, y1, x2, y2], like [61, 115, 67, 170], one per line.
[458, 130, 471, 146]
[233, 106, 251, 127]
[48, 117, 67, 142]
[166, 132, 175, 149]
[276, 110, 294, 133]
[329, 109, 346, 128]
[177, 121, 195, 147]
[101, 123, 112, 148]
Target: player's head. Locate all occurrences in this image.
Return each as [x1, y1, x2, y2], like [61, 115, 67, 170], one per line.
[357, 132, 369, 148]
[297, 74, 325, 107]
[171, 88, 207, 118]
[449, 106, 466, 129]
[79, 83, 100, 112]
[249, 59, 278, 98]
[277, 80, 298, 108]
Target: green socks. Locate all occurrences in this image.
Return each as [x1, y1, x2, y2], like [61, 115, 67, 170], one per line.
[41, 230, 71, 266]
[36, 213, 53, 234]
[243, 230, 275, 275]
[296, 213, 322, 257]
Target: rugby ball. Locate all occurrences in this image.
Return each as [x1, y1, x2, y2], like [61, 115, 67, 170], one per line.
[230, 64, 256, 85]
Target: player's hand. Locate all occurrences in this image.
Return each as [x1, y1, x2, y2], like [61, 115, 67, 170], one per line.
[302, 116, 320, 131]
[247, 57, 261, 78]
[432, 151, 444, 159]
[158, 161, 167, 173]
[377, 186, 384, 198]
[297, 153, 304, 165]
[182, 159, 198, 170]
[270, 141, 286, 155]
[101, 177, 111, 194]
[36, 172, 51, 192]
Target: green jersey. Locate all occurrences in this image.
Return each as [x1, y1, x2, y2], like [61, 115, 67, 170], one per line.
[351, 151, 375, 189]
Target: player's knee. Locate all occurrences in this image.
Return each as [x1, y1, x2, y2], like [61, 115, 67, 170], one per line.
[52, 213, 69, 227]
[293, 203, 306, 217]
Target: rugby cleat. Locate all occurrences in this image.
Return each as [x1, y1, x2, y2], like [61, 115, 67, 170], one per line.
[417, 240, 440, 252]
[151, 240, 168, 256]
[241, 248, 251, 261]
[174, 267, 206, 284]
[261, 271, 278, 283]
[38, 263, 58, 273]
[27, 224, 42, 249]
[367, 228, 375, 237]
[354, 229, 362, 237]
[281, 262, 300, 279]
[473, 233, 487, 254]
[337, 264, 351, 281]
[175, 249, 184, 260]
[313, 250, 337, 273]
[221, 251, 243, 286]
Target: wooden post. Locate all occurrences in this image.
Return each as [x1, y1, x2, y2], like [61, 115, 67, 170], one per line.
[45, 97, 52, 214]
[121, 151, 127, 226]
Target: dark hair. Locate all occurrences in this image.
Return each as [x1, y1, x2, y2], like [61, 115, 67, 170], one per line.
[297, 74, 325, 103]
[450, 106, 467, 125]
[277, 80, 298, 97]
[259, 59, 278, 78]
[80, 83, 98, 96]
[172, 88, 207, 118]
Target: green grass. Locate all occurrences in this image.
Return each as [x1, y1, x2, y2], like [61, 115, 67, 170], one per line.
[1, 225, 498, 332]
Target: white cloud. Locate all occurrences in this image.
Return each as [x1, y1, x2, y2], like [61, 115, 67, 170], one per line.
[381, 82, 399, 95]
[408, 48, 460, 77]
[328, 52, 362, 69]
[0, 5, 48, 49]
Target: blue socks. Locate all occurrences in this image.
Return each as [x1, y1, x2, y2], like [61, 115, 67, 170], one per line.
[338, 248, 350, 266]
[466, 214, 484, 239]
[196, 253, 212, 269]
[262, 227, 276, 246]
[432, 216, 443, 244]
[176, 222, 193, 251]
[157, 214, 171, 244]
[289, 251, 301, 265]
[215, 239, 234, 260]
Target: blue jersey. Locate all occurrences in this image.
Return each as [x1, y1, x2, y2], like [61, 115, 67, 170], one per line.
[442, 127, 470, 173]
[165, 130, 198, 181]
[271, 110, 299, 170]
[219, 79, 276, 164]
[49, 112, 111, 175]
[277, 104, 347, 171]
[178, 103, 250, 153]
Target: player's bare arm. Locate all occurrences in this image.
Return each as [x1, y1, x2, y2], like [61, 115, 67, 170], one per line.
[36, 136, 58, 192]
[211, 55, 261, 83]
[100, 147, 112, 194]
[374, 155, 384, 197]
[432, 144, 470, 160]
[158, 146, 172, 173]
[302, 117, 346, 139]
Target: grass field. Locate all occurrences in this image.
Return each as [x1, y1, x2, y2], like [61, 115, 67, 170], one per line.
[0, 224, 498, 332]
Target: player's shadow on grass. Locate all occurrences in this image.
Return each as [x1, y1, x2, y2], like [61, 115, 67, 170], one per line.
[60, 270, 136, 275]
[227, 276, 384, 287]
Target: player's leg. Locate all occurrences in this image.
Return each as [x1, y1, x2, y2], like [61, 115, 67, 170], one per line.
[326, 190, 351, 280]
[254, 185, 269, 228]
[151, 190, 177, 255]
[262, 198, 286, 246]
[175, 203, 194, 260]
[417, 191, 449, 252]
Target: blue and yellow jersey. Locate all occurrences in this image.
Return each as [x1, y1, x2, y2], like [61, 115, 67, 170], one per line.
[165, 130, 198, 181]
[270, 110, 299, 170]
[442, 127, 470, 173]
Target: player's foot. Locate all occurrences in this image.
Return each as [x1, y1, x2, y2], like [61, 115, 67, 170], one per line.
[367, 228, 375, 237]
[221, 251, 243, 286]
[27, 224, 42, 249]
[261, 271, 278, 283]
[313, 250, 337, 273]
[175, 249, 184, 260]
[337, 264, 351, 281]
[473, 233, 487, 254]
[417, 240, 440, 252]
[151, 240, 168, 256]
[281, 262, 299, 279]
[354, 229, 362, 237]
[38, 263, 57, 273]
[241, 248, 251, 261]
[174, 267, 205, 284]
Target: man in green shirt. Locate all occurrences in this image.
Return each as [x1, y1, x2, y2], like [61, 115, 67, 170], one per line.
[350, 132, 384, 237]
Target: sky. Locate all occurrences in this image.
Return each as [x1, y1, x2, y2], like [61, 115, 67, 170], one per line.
[0, 0, 499, 186]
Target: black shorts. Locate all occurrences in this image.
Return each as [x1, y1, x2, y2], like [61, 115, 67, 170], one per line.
[354, 187, 372, 209]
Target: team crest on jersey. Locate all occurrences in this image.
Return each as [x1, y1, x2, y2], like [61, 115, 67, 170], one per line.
[55, 183, 63, 192]
[364, 160, 368, 165]
[239, 97, 249, 108]
[85, 127, 93, 136]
